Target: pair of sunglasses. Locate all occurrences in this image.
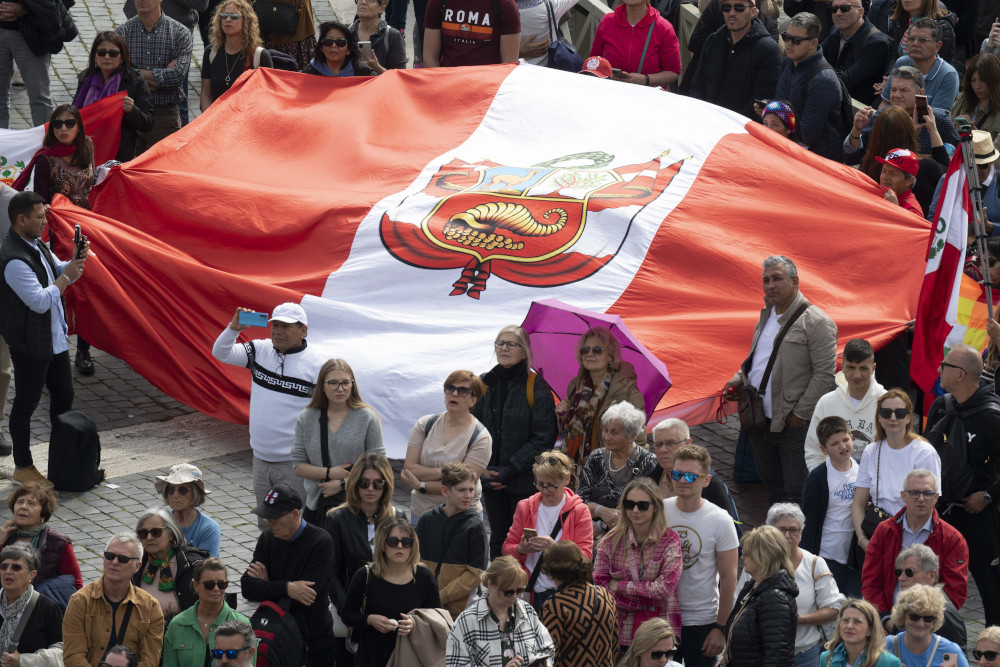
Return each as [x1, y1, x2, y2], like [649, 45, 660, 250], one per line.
[211, 647, 251, 660]
[651, 650, 676, 660]
[895, 567, 916, 578]
[104, 551, 138, 564]
[166, 484, 190, 496]
[623, 500, 652, 511]
[503, 587, 525, 596]
[780, 32, 811, 45]
[96, 48, 121, 57]
[974, 651, 999, 661]
[386, 536, 414, 548]
[200, 580, 229, 590]
[580, 345, 605, 355]
[907, 613, 935, 623]
[51, 119, 77, 130]
[444, 384, 472, 397]
[322, 37, 348, 47]
[878, 407, 909, 419]
[668, 470, 706, 483]
[358, 478, 385, 490]
[137, 527, 165, 539]
[0, 563, 25, 572]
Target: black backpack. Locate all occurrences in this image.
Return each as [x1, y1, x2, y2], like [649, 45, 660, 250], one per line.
[48, 411, 104, 491]
[926, 394, 1000, 504]
[250, 599, 305, 667]
[802, 60, 855, 137]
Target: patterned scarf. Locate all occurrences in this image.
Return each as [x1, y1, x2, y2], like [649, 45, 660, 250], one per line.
[562, 371, 612, 464]
[0, 584, 34, 653]
[143, 549, 175, 592]
[15, 525, 43, 551]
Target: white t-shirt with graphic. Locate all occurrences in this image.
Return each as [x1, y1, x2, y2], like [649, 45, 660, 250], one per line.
[665, 497, 740, 626]
[820, 459, 859, 564]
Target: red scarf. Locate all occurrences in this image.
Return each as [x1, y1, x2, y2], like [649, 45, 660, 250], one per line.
[12, 144, 76, 192]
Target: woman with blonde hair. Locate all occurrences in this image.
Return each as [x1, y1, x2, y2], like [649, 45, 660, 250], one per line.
[617, 618, 681, 667]
[199, 0, 271, 109]
[502, 450, 592, 611]
[975, 626, 1000, 666]
[446, 556, 555, 666]
[556, 326, 645, 468]
[886, 584, 968, 666]
[594, 478, 681, 651]
[293, 358, 384, 524]
[476, 324, 558, 559]
[820, 599, 901, 667]
[722, 525, 798, 667]
[343, 516, 440, 667]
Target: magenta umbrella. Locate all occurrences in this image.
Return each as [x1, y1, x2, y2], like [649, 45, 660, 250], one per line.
[520, 299, 671, 421]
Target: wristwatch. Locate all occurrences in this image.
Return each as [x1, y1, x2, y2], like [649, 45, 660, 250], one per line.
[985, 491, 993, 504]
[713, 623, 726, 633]
[419, 481, 427, 494]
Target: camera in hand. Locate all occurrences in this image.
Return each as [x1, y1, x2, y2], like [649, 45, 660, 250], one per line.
[73, 224, 87, 260]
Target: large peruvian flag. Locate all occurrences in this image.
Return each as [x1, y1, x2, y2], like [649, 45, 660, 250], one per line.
[46, 65, 930, 456]
[911, 149, 974, 393]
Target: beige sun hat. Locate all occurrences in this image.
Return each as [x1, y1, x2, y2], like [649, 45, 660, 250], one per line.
[154, 463, 209, 495]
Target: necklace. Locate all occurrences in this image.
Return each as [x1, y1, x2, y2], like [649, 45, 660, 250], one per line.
[608, 447, 633, 473]
[223, 50, 242, 85]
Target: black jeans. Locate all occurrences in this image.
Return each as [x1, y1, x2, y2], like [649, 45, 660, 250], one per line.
[483, 486, 532, 559]
[8, 349, 73, 468]
[750, 420, 810, 505]
[944, 503, 1000, 626]
[680, 623, 719, 667]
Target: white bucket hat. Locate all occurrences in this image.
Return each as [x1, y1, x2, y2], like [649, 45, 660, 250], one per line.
[154, 463, 209, 495]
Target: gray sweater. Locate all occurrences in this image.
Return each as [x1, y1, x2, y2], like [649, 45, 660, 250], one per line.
[292, 406, 385, 510]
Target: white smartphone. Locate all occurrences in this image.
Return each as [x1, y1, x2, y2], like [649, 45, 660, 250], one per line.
[359, 41, 373, 58]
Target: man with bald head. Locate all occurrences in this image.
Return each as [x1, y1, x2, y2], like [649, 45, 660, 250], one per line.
[925, 343, 1000, 625]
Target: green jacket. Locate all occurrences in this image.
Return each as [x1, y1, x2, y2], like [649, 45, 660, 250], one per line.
[162, 601, 253, 667]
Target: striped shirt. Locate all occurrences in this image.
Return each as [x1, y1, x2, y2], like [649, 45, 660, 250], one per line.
[116, 13, 192, 108]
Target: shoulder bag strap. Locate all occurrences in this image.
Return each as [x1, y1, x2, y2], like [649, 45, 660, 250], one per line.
[756, 302, 811, 393]
[526, 510, 570, 591]
[253, 46, 263, 68]
[7, 590, 39, 649]
[923, 636, 941, 667]
[423, 413, 442, 438]
[874, 442, 881, 508]
[544, 0, 558, 42]
[526, 371, 535, 409]
[361, 564, 372, 616]
[210, 46, 219, 65]
[319, 411, 331, 469]
[637, 21, 655, 74]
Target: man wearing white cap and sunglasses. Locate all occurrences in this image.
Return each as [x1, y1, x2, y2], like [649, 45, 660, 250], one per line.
[212, 303, 325, 528]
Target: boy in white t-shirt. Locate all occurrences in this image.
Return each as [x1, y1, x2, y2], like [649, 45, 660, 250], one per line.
[663, 445, 739, 667]
[802, 416, 860, 596]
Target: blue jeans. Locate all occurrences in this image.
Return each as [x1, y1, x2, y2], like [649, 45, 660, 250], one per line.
[825, 558, 862, 598]
[532, 588, 556, 612]
[795, 640, 823, 667]
[387, 0, 407, 31]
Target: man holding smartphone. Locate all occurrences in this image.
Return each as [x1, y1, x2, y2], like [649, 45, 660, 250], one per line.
[212, 302, 324, 528]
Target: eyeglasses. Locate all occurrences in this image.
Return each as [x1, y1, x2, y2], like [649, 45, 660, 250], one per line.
[938, 361, 967, 374]
[878, 407, 910, 419]
[494, 341, 521, 349]
[166, 485, 190, 496]
[0, 563, 25, 572]
[895, 567, 917, 578]
[891, 67, 919, 80]
[776, 526, 801, 535]
[840, 616, 867, 626]
[653, 438, 687, 449]
[780, 32, 811, 45]
[444, 384, 472, 397]
[96, 48, 121, 57]
[137, 527, 165, 540]
[385, 536, 414, 548]
[356, 0, 383, 4]
[322, 37, 349, 47]
[50, 119, 77, 130]
[104, 551, 138, 564]
[651, 651, 676, 660]
[535, 455, 561, 466]
[358, 478, 386, 490]
[219, 11, 241, 19]
[200, 579, 229, 590]
[668, 470, 706, 483]
[831, 3, 861, 10]
[211, 647, 251, 660]
[580, 346, 605, 355]
[721, 3, 748, 10]
[974, 651, 1000, 661]
[502, 587, 525, 597]
[535, 481, 560, 490]
[903, 490, 937, 500]
[907, 613, 935, 624]
[623, 500, 651, 511]
[325, 380, 353, 389]
[908, 35, 935, 43]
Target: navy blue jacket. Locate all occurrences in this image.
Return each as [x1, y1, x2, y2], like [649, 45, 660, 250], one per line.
[801, 462, 829, 555]
[775, 50, 845, 161]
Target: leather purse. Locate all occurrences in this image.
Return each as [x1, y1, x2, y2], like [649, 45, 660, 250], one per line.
[543, 0, 582, 72]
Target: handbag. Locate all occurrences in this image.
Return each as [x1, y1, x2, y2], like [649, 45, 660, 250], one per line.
[252, 0, 300, 35]
[860, 442, 891, 536]
[543, 0, 582, 72]
[737, 302, 810, 435]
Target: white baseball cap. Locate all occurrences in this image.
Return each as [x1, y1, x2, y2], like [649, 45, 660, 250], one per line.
[269, 302, 307, 325]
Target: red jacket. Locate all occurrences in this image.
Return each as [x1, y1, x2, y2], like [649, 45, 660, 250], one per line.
[898, 189, 923, 217]
[502, 488, 594, 577]
[589, 4, 681, 76]
[861, 507, 968, 613]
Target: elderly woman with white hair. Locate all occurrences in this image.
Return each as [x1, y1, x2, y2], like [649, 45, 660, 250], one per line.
[131, 508, 206, 624]
[736, 503, 844, 667]
[474, 325, 558, 559]
[154, 463, 220, 557]
[577, 401, 657, 536]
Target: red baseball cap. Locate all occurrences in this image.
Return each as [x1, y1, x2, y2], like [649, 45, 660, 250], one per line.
[875, 148, 920, 177]
[579, 56, 612, 79]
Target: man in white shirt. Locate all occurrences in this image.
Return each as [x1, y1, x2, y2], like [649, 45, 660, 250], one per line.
[664, 444, 739, 667]
[212, 303, 324, 528]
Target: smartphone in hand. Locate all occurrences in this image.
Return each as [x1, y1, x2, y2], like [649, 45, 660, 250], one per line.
[522, 528, 538, 539]
[238, 311, 269, 327]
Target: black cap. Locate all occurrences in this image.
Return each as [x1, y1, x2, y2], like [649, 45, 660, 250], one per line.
[252, 483, 303, 519]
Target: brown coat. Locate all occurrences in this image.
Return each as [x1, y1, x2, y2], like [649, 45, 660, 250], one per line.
[62, 577, 165, 667]
[419, 560, 483, 619]
[386, 607, 454, 667]
[259, 0, 316, 45]
[564, 360, 647, 456]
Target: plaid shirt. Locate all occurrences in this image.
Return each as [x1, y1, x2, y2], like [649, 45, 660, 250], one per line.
[115, 13, 192, 108]
[446, 597, 555, 667]
[594, 526, 683, 646]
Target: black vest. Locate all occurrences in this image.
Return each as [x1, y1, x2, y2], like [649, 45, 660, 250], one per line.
[0, 227, 60, 361]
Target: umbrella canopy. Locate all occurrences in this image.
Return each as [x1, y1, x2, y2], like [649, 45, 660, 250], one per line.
[521, 299, 671, 422]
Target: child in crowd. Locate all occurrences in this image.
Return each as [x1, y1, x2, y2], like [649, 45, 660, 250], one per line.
[802, 416, 861, 596]
[878, 148, 923, 217]
[415, 462, 488, 619]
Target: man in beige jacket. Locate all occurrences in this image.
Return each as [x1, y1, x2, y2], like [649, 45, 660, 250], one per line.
[724, 255, 837, 505]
